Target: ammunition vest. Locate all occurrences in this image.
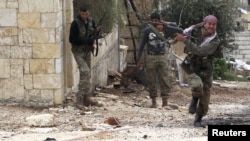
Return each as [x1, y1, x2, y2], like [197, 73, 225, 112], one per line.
[75, 17, 95, 40]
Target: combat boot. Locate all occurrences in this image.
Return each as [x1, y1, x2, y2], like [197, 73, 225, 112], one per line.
[162, 98, 176, 110]
[194, 114, 205, 128]
[83, 96, 103, 107]
[150, 97, 157, 108]
[189, 97, 199, 114]
[76, 94, 85, 110]
[162, 98, 168, 107]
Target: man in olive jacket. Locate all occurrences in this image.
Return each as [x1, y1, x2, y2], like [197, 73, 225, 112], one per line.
[69, 4, 102, 108]
[175, 15, 220, 127]
[136, 12, 172, 109]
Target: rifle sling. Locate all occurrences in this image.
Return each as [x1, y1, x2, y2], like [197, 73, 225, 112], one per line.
[148, 24, 168, 43]
[92, 39, 98, 57]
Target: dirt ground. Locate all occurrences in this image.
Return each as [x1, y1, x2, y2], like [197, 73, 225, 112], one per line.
[0, 80, 250, 141]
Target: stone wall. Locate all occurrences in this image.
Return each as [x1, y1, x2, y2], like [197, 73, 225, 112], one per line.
[0, 0, 64, 106]
[233, 31, 250, 64]
[0, 0, 120, 106]
[120, 0, 155, 65]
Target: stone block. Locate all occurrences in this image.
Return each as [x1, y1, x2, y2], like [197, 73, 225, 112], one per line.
[33, 43, 61, 58]
[54, 0, 62, 12]
[25, 89, 41, 101]
[24, 75, 33, 89]
[54, 88, 64, 105]
[0, 46, 11, 58]
[0, 78, 24, 100]
[11, 65, 23, 78]
[121, 26, 140, 38]
[33, 74, 62, 89]
[0, 59, 10, 78]
[10, 59, 23, 65]
[25, 114, 55, 127]
[41, 90, 54, 101]
[0, 28, 16, 46]
[19, 0, 54, 13]
[41, 13, 58, 28]
[240, 49, 250, 54]
[23, 59, 30, 74]
[55, 58, 63, 73]
[17, 13, 40, 28]
[7, 1, 18, 9]
[11, 46, 32, 58]
[0, 9, 16, 26]
[30, 59, 55, 74]
[11, 27, 18, 35]
[19, 28, 56, 44]
[0, 2, 5, 8]
[56, 26, 63, 43]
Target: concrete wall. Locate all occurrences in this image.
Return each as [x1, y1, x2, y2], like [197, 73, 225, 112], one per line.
[0, 0, 119, 106]
[233, 31, 250, 64]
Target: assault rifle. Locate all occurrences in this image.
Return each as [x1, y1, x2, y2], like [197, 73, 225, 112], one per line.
[84, 12, 107, 59]
[142, 21, 190, 61]
[143, 21, 184, 40]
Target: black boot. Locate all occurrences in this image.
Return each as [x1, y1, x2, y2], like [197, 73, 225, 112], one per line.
[194, 114, 205, 127]
[83, 96, 103, 107]
[76, 94, 85, 110]
[189, 97, 199, 114]
[150, 97, 157, 108]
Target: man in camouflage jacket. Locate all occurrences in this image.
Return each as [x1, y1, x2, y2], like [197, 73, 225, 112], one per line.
[175, 15, 220, 127]
[69, 4, 102, 108]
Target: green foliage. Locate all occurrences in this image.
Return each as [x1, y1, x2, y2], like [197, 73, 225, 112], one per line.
[73, 0, 125, 34]
[213, 58, 228, 79]
[222, 72, 249, 81]
[213, 58, 249, 81]
[229, 57, 235, 62]
[161, 0, 240, 51]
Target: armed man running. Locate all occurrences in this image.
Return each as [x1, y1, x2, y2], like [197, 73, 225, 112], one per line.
[69, 4, 103, 109]
[175, 15, 220, 127]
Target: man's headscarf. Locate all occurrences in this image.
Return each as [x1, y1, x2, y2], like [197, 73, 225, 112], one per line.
[203, 15, 218, 24]
[183, 15, 218, 47]
[183, 15, 218, 36]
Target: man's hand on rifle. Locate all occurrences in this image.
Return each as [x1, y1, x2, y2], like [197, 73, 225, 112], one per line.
[96, 25, 102, 32]
[136, 60, 141, 69]
[175, 33, 186, 42]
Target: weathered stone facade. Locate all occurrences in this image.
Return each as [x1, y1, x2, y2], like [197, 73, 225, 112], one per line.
[0, 0, 119, 106]
[233, 31, 250, 63]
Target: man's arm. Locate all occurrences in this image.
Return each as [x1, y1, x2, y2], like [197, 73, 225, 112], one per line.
[175, 33, 219, 56]
[184, 39, 219, 56]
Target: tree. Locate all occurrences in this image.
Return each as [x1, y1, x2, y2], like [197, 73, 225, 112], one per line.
[73, 0, 122, 34]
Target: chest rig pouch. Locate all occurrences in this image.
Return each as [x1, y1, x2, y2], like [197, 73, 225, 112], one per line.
[75, 17, 95, 40]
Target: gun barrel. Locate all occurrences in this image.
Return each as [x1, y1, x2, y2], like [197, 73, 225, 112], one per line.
[164, 25, 183, 38]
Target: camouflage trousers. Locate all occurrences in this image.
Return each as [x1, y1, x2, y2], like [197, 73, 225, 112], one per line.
[188, 72, 213, 116]
[145, 53, 171, 98]
[72, 48, 92, 98]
